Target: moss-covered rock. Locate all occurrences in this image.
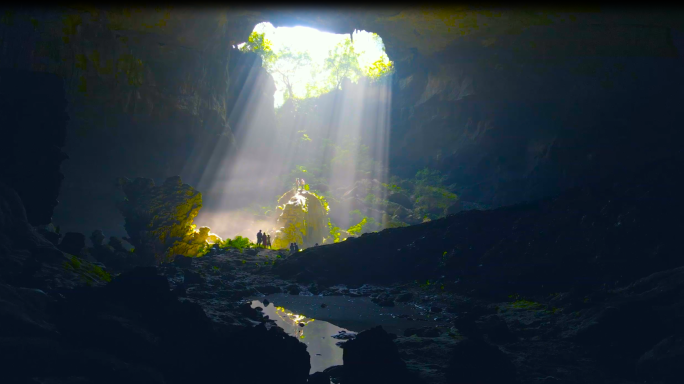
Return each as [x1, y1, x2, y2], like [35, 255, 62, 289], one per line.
[273, 189, 328, 249]
[117, 176, 219, 264]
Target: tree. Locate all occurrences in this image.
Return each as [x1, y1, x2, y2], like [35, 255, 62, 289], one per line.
[365, 58, 394, 80]
[363, 33, 394, 81]
[271, 48, 312, 101]
[239, 31, 276, 69]
[324, 36, 363, 90]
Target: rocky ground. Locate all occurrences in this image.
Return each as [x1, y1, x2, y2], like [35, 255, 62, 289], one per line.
[2, 157, 683, 384]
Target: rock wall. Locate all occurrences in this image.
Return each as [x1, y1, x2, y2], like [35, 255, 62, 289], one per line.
[0, 69, 69, 225]
[384, 22, 684, 207]
[2, 6, 684, 234]
[266, 9, 684, 207]
[0, 7, 275, 237]
[117, 176, 220, 264]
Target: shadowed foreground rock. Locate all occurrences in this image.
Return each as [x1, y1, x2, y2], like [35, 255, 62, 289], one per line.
[446, 338, 517, 384]
[275, 156, 683, 299]
[1, 266, 310, 384]
[342, 326, 418, 384]
[0, 69, 69, 227]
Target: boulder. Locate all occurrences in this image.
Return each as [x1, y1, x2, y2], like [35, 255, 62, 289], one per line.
[404, 327, 441, 337]
[395, 292, 413, 302]
[225, 323, 310, 384]
[308, 371, 330, 384]
[90, 230, 106, 247]
[445, 338, 517, 384]
[108, 237, 128, 253]
[256, 285, 281, 295]
[286, 284, 302, 295]
[173, 255, 194, 269]
[117, 176, 218, 264]
[59, 232, 86, 256]
[636, 334, 684, 381]
[476, 315, 517, 344]
[103, 267, 175, 311]
[183, 270, 204, 285]
[371, 293, 395, 307]
[342, 326, 417, 384]
[0, 283, 55, 338]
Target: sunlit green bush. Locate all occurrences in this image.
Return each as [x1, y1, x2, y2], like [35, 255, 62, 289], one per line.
[219, 235, 253, 252]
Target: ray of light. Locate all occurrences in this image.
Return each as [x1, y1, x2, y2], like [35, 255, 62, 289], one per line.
[177, 23, 393, 243]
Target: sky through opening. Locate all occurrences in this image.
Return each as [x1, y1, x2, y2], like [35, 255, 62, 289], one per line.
[237, 22, 392, 108]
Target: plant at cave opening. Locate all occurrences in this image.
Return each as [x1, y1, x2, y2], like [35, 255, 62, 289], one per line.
[239, 31, 276, 64]
[241, 24, 393, 108]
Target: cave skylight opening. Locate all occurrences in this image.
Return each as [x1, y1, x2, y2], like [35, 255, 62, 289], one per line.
[189, 22, 394, 241]
[237, 22, 393, 108]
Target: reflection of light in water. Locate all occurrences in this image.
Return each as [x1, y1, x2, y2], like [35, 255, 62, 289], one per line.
[273, 306, 315, 339]
[252, 300, 350, 374]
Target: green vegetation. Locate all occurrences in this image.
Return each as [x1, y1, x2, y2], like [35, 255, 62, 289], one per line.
[219, 235, 253, 252]
[241, 30, 393, 108]
[324, 37, 363, 90]
[382, 183, 403, 193]
[366, 57, 394, 81]
[63, 255, 112, 284]
[506, 294, 562, 314]
[239, 31, 275, 62]
[327, 219, 342, 243]
[117, 176, 219, 263]
[232, 29, 459, 238]
[347, 217, 367, 236]
[398, 168, 459, 220]
[416, 279, 433, 290]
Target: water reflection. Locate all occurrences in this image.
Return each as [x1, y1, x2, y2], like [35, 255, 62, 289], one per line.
[251, 300, 351, 374]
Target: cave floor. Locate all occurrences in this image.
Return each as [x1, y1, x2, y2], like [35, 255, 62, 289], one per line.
[161, 247, 635, 384]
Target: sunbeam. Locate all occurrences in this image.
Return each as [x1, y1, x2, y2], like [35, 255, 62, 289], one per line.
[176, 21, 394, 244]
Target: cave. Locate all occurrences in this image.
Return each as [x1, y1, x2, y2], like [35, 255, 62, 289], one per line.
[1, 5, 683, 384]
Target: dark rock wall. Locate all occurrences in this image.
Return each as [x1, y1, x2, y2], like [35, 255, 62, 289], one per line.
[387, 25, 684, 207]
[2, 6, 684, 235]
[275, 155, 683, 297]
[0, 69, 69, 225]
[0, 7, 274, 237]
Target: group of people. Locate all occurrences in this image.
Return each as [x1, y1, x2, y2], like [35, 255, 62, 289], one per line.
[295, 178, 306, 190]
[256, 230, 271, 248]
[289, 242, 299, 254]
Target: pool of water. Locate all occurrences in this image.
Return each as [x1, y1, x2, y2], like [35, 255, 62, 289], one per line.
[250, 294, 449, 374]
[251, 299, 351, 374]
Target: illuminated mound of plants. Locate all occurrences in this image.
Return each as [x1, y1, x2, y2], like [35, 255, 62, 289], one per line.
[273, 187, 330, 249]
[218, 235, 253, 252]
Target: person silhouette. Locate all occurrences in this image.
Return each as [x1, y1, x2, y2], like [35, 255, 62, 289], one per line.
[256, 230, 263, 247]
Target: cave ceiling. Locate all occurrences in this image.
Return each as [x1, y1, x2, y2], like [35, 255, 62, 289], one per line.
[58, 5, 682, 63]
[247, 6, 682, 61]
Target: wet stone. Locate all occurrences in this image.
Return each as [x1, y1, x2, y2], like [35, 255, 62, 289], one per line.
[286, 284, 301, 295]
[395, 292, 413, 302]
